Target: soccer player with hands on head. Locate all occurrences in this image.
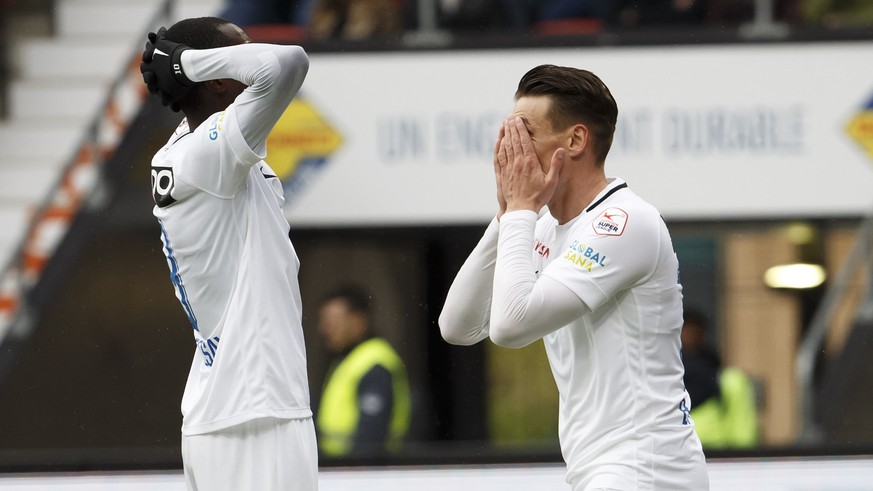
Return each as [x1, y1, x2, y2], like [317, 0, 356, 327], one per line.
[440, 65, 710, 490]
[141, 17, 317, 491]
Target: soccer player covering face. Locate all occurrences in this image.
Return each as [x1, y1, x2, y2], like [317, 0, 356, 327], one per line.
[141, 17, 317, 491]
[439, 65, 709, 490]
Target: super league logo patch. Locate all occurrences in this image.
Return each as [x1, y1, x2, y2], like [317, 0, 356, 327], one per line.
[593, 207, 628, 236]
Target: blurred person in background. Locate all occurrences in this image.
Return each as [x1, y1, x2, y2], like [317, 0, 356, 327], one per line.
[308, 0, 404, 39]
[316, 285, 411, 457]
[140, 16, 316, 490]
[437, 0, 611, 32]
[704, 0, 800, 26]
[439, 64, 709, 490]
[682, 308, 759, 450]
[538, 0, 615, 24]
[609, 0, 708, 28]
[221, 0, 307, 26]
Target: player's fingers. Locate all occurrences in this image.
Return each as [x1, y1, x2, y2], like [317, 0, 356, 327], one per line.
[513, 116, 535, 160]
[502, 120, 515, 164]
[505, 117, 518, 145]
[507, 117, 530, 170]
[494, 139, 503, 173]
[493, 124, 506, 167]
[506, 118, 524, 164]
[495, 137, 506, 170]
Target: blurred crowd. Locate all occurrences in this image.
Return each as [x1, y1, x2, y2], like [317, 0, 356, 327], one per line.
[221, 0, 873, 41]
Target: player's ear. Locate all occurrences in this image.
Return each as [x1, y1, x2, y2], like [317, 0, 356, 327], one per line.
[566, 123, 588, 158]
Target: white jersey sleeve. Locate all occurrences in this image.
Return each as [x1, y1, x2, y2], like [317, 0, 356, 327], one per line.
[540, 205, 659, 312]
[437, 218, 500, 346]
[173, 44, 308, 198]
[488, 210, 589, 348]
[181, 43, 308, 153]
[439, 212, 589, 349]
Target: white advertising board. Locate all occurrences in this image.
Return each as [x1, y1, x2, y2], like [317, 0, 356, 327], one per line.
[276, 42, 873, 226]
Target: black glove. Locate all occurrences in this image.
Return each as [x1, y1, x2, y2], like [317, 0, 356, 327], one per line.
[140, 27, 194, 112]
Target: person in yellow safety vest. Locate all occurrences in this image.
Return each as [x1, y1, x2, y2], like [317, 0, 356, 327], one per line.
[315, 285, 411, 457]
[681, 308, 759, 450]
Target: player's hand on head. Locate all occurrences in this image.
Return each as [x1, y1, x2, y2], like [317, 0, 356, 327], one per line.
[501, 116, 562, 213]
[140, 26, 194, 111]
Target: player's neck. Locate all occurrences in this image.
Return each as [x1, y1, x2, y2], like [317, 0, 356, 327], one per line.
[549, 167, 608, 225]
[182, 100, 227, 132]
[182, 110, 210, 132]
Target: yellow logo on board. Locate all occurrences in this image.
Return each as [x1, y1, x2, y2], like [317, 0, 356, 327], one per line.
[266, 97, 342, 196]
[847, 104, 873, 160]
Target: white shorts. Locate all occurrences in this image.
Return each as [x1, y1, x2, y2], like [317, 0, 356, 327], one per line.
[182, 417, 318, 491]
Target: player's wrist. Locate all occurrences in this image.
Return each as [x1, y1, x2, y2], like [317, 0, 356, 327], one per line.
[163, 41, 193, 87]
[505, 201, 540, 214]
[500, 209, 539, 222]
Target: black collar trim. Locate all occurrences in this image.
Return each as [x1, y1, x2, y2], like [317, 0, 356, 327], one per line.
[585, 182, 628, 213]
[171, 131, 192, 146]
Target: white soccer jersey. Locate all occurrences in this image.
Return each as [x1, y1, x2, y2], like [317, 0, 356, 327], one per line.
[535, 179, 707, 490]
[440, 178, 708, 490]
[150, 44, 312, 435]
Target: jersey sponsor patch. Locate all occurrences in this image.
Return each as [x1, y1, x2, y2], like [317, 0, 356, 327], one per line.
[592, 207, 628, 236]
[562, 239, 608, 272]
[206, 111, 226, 141]
[197, 335, 220, 367]
[151, 166, 177, 207]
[533, 240, 550, 258]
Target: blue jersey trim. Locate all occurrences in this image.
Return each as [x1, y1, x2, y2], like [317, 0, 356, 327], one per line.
[158, 218, 199, 331]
